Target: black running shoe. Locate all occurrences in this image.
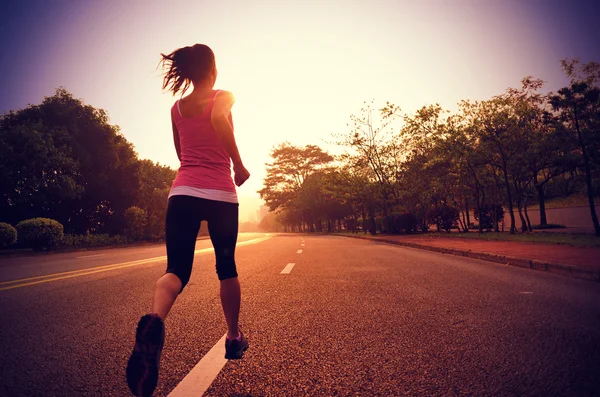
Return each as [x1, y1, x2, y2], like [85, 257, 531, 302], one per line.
[126, 313, 165, 397]
[224, 331, 249, 360]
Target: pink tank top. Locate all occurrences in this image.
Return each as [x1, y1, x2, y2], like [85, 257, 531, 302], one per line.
[170, 90, 236, 193]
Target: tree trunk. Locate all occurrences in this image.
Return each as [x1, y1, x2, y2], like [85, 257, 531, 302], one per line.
[573, 104, 600, 236]
[516, 198, 527, 233]
[368, 206, 376, 235]
[501, 165, 516, 234]
[458, 210, 467, 232]
[524, 201, 532, 232]
[537, 184, 548, 226]
[465, 201, 471, 228]
[476, 202, 483, 234]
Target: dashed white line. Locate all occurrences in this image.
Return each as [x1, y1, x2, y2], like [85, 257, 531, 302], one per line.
[297, 249, 303, 254]
[167, 334, 228, 397]
[281, 263, 296, 274]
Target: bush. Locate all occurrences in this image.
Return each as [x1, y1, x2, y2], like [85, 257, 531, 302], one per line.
[61, 233, 128, 248]
[381, 213, 418, 234]
[124, 206, 148, 241]
[395, 213, 417, 233]
[0, 222, 18, 248]
[474, 204, 505, 231]
[359, 217, 376, 235]
[426, 206, 459, 232]
[343, 218, 359, 233]
[16, 218, 64, 250]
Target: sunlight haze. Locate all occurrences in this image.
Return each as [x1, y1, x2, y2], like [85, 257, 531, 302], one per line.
[1, 0, 598, 221]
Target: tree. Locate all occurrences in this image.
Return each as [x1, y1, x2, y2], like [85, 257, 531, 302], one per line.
[333, 101, 404, 219]
[462, 78, 541, 235]
[258, 143, 333, 214]
[0, 120, 83, 225]
[123, 206, 148, 241]
[136, 160, 176, 239]
[0, 88, 141, 234]
[549, 59, 600, 236]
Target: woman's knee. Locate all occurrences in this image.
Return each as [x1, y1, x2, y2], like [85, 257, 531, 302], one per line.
[160, 270, 189, 292]
[216, 260, 238, 281]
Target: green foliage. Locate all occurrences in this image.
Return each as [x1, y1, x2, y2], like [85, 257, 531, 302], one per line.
[394, 213, 418, 233]
[473, 205, 505, 231]
[258, 143, 333, 212]
[0, 222, 17, 248]
[142, 188, 169, 240]
[426, 206, 459, 232]
[548, 59, 600, 235]
[16, 218, 64, 250]
[0, 88, 177, 238]
[62, 233, 128, 248]
[123, 206, 148, 241]
[343, 218, 359, 232]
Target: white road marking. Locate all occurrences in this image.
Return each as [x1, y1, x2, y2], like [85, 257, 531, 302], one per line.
[297, 249, 303, 254]
[301, 243, 305, 247]
[75, 253, 106, 258]
[1, 235, 272, 292]
[281, 263, 296, 274]
[519, 291, 534, 295]
[167, 334, 228, 397]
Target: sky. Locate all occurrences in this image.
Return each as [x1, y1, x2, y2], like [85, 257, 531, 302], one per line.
[1, 0, 599, 221]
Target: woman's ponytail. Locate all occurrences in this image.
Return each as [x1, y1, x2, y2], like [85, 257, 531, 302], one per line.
[160, 44, 216, 96]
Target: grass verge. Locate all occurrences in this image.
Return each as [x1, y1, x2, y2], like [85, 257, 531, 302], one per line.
[336, 231, 600, 248]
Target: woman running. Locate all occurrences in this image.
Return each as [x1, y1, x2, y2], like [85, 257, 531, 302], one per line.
[126, 43, 250, 397]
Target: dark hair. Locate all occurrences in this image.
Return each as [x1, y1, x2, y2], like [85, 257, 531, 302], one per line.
[159, 44, 216, 96]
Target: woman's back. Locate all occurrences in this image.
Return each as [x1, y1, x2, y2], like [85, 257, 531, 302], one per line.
[171, 90, 235, 193]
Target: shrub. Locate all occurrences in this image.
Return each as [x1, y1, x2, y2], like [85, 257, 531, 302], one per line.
[0, 222, 18, 248]
[474, 204, 505, 231]
[62, 233, 128, 248]
[343, 218, 359, 233]
[395, 213, 417, 233]
[124, 206, 148, 241]
[359, 217, 376, 235]
[384, 215, 398, 233]
[16, 218, 64, 250]
[426, 206, 459, 232]
[381, 213, 418, 234]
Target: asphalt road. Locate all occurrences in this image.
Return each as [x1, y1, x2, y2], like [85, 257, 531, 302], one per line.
[1, 234, 599, 396]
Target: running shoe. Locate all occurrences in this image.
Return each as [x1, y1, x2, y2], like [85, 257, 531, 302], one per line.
[126, 313, 165, 397]
[224, 331, 249, 360]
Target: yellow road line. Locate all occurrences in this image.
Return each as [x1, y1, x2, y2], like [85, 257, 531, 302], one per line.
[0, 235, 271, 291]
[0, 259, 165, 291]
[0, 257, 165, 286]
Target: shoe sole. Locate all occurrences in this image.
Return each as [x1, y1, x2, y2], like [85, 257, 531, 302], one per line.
[126, 352, 159, 397]
[126, 316, 164, 397]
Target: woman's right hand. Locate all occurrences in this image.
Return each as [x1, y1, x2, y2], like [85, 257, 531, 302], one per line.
[234, 164, 250, 187]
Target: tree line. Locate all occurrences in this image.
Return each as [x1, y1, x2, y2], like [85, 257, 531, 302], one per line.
[259, 59, 600, 236]
[0, 88, 177, 245]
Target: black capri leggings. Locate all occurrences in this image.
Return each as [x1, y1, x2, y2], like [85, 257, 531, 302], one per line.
[165, 195, 239, 291]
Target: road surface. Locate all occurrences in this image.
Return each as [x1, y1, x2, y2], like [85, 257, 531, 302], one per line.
[1, 233, 599, 396]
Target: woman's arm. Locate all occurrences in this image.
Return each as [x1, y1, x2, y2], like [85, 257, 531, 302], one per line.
[172, 117, 182, 162]
[211, 91, 243, 167]
[211, 91, 250, 186]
